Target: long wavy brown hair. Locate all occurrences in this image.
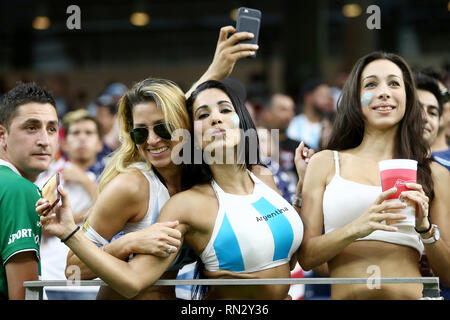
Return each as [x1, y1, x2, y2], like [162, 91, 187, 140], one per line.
[326, 51, 434, 201]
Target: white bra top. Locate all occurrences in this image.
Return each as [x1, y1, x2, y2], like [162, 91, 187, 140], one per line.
[322, 151, 423, 256]
[200, 170, 304, 273]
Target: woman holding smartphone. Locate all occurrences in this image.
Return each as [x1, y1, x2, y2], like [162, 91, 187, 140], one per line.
[296, 51, 450, 299]
[62, 26, 261, 300]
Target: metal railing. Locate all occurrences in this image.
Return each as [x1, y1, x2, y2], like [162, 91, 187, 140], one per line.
[23, 277, 441, 300]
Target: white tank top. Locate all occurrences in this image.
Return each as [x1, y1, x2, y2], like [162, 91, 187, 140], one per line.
[323, 151, 423, 255]
[83, 162, 196, 270]
[124, 164, 198, 270]
[200, 171, 304, 273]
[121, 163, 170, 234]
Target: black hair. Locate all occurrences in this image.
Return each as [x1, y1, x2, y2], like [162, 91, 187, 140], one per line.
[185, 79, 262, 299]
[419, 67, 446, 84]
[185, 79, 262, 187]
[95, 95, 118, 115]
[414, 72, 443, 116]
[0, 82, 56, 129]
[300, 78, 325, 102]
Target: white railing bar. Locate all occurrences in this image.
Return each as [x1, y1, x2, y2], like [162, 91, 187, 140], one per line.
[23, 277, 439, 287]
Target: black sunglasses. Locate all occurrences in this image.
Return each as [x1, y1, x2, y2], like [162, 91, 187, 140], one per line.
[130, 123, 174, 144]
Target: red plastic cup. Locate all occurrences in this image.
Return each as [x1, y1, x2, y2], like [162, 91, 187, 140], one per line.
[379, 159, 417, 227]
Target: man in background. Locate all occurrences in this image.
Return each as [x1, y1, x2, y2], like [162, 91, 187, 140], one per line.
[35, 109, 103, 300]
[420, 69, 450, 171]
[261, 93, 298, 182]
[415, 72, 450, 300]
[286, 79, 334, 151]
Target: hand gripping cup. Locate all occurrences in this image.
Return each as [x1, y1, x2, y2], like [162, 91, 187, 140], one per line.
[378, 159, 417, 228]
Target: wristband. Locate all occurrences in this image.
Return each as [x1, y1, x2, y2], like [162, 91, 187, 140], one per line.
[61, 226, 80, 243]
[415, 216, 432, 234]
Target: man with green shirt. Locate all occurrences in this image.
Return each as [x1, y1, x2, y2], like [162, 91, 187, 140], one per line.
[0, 82, 59, 299]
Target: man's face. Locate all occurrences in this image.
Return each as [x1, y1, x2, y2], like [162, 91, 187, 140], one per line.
[418, 89, 440, 147]
[270, 94, 295, 130]
[96, 105, 116, 135]
[436, 81, 450, 139]
[64, 119, 102, 164]
[311, 84, 334, 113]
[0, 103, 59, 181]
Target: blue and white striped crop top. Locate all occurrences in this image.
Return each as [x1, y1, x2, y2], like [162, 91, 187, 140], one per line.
[200, 171, 304, 273]
[323, 151, 423, 255]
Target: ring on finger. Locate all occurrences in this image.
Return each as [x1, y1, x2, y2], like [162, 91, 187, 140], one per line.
[166, 247, 173, 255]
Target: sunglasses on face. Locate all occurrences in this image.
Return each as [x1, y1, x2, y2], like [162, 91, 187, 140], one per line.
[130, 123, 174, 144]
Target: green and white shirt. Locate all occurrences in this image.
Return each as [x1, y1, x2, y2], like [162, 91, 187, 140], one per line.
[0, 160, 41, 299]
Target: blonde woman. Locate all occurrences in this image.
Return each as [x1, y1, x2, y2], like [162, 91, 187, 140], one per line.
[64, 78, 190, 299]
[64, 26, 259, 300]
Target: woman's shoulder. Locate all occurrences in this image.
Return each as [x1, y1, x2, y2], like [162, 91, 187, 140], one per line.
[113, 168, 147, 186]
[430, 160, 449, 175]
[303, 149, 336, 185]
[309, 149, 336, 167]
[87, 168, 149, 227]
[160, 184, 214, 220]
[173, 184, 215, 203]
[311, 149, 362, 166]
[430, 161, 450, 187]
[102, 169, 148, 201]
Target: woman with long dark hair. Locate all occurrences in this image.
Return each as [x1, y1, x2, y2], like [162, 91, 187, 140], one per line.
[37, 80, 312, 300]
[60, 26, 263, 300]
[296, 51, 450, 299]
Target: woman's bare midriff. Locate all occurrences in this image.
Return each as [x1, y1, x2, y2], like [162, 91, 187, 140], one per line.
[95, 270, 178, 300]
[328, 240, 422, 300]
[203, 263, 292, 300]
